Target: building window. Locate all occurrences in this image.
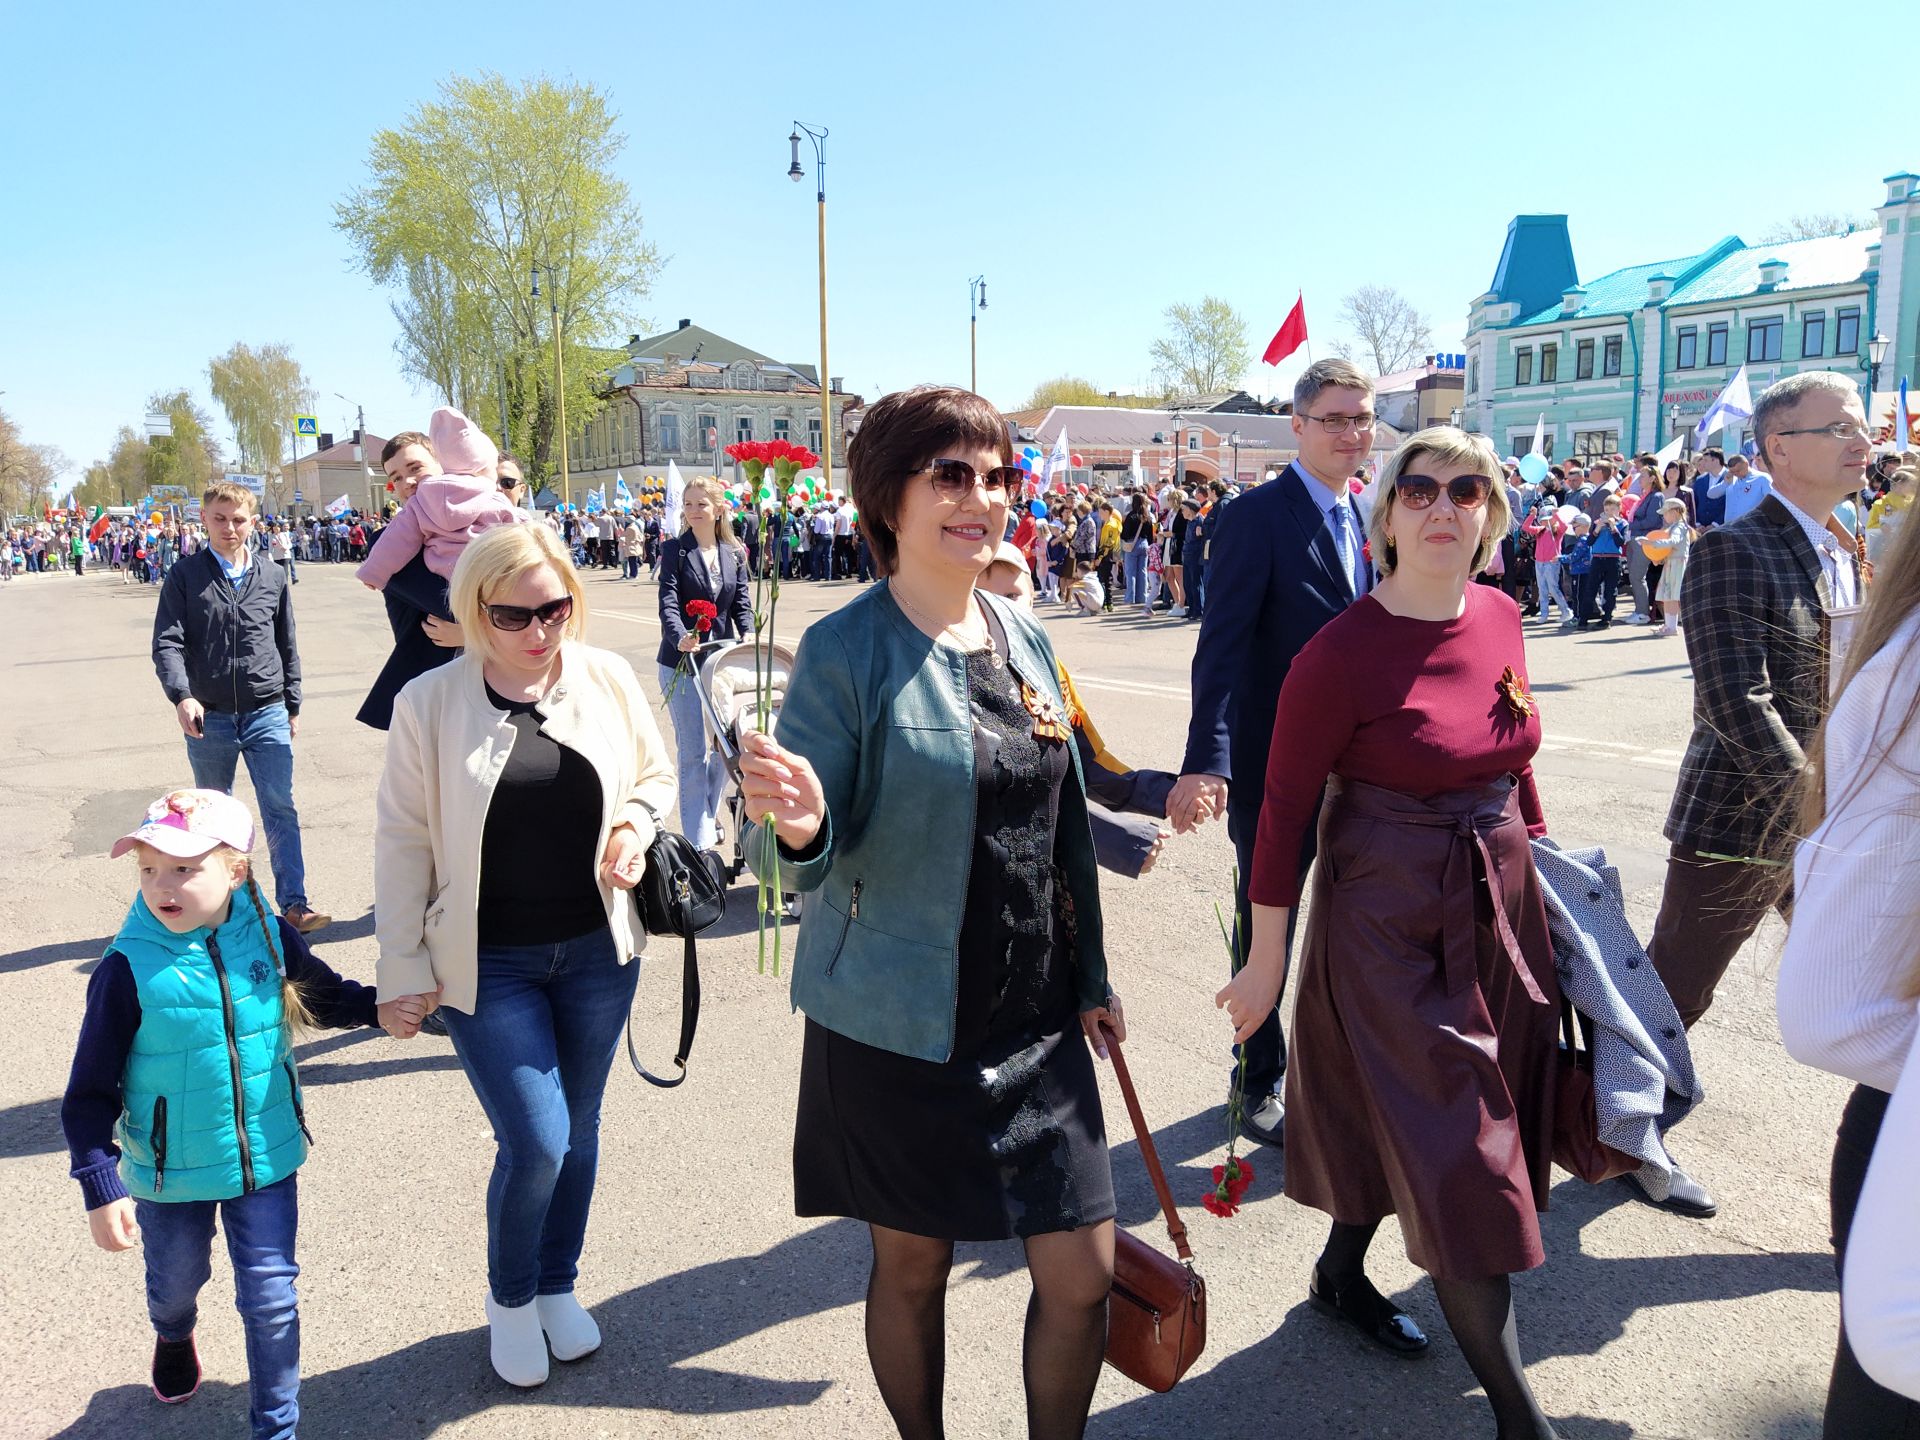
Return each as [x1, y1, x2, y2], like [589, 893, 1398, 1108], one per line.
[735, 416, 753, 444]
[1836, 306, 1861, 355]
[1468, 356, 1479, 395]
[1802, 311, 1826, 357]
[1540, 344, 1558, 383]
[1675, 327, 1698, 369]
[1706, 322, 1729, 366]
[658, 412, 680, 453]
[808, 417, 822, 451]
[773, 416, 791, 440]
[1603, 336, 1623, 376]
[1189, 432, 1202, 451]
[1573, 429, 1619, 461]
[1575, 339, 1595, 380]
[1514, 348, 1533, 386]
[1747, 317, 1783, 362]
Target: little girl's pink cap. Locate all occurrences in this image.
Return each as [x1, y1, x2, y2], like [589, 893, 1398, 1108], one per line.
[110, 789, 255, 859]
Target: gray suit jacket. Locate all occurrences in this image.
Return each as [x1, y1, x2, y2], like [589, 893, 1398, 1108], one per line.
[1532, 839, 1704, 1198]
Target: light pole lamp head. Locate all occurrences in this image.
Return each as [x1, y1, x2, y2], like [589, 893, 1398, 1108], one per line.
[1869, 331, 1891, 367]
[788, 131, 804, 181]
[530, 264, 541, 299]
[978, 278, 987, 309]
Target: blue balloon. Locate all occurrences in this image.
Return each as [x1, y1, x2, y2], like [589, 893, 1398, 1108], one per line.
[1017, 456, 1033, 470]
[1517, 453, 1550, 485]
[1030, 499, 1048, 518]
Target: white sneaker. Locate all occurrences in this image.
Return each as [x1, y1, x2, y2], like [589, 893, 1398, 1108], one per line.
[485, 1294, 550, 1386]
[1168, 605, 1186, 618]
[536, 1292, 602, 1362]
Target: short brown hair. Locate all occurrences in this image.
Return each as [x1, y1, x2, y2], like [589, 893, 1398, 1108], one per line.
[847, 386, 1012, 577]
[1291, 358, 1374, 415]
[1367, 427, 1510, 578]
[381, 431, 433, 466]
[202, 480, 258, 514]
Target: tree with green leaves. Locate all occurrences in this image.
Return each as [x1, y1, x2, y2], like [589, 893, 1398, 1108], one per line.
[144, 390, 224, 499]
[1019, 376, 1136, 411]
[335, 73, 664, 493]
[208, 343, 316, 497]
[1150, 297, 1251, 401]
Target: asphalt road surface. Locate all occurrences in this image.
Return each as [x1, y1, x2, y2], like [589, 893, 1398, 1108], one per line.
[0, 561, 1847, 1440]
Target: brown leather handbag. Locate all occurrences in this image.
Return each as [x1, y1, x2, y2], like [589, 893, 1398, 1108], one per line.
[1552, 1001, 1641, 1183]
[1103, 1037, 1207, 1392]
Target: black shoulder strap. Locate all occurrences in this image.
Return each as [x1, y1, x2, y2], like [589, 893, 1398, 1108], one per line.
[628, 930, 700, 1089]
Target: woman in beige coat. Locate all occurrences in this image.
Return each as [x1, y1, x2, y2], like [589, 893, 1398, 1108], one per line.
[375, 523, 675, 1389]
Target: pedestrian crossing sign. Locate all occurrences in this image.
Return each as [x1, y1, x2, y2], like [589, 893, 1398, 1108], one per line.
[295, 415, 319, 438]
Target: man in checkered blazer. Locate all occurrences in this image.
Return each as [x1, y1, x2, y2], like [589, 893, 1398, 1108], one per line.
[1641, 370, 1870, 1218]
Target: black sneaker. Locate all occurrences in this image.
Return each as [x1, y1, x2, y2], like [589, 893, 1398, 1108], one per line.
[152, 1334, 201, 1403]
[420, 1010, 448, 1037]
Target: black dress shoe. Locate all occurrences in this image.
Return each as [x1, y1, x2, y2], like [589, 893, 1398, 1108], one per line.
[1624, 1162, 1718, 1218]
[1239, 1093, 1285, 1149]
[1308, 1268, 1429, 1358]
[419, 1010, 449, 1037]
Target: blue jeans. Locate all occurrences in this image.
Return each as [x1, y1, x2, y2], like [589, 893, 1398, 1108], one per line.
[138, 1174, 300, 1440]
[658, 662, 728, 849]
[1534, 557, 1569, 620]
[184, 704, 308, 910]
[439, 926, 638, 1307]
[1123, 540, 1150, 604]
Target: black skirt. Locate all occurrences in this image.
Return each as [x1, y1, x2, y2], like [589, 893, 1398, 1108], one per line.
[792, 625, 1113, 1241]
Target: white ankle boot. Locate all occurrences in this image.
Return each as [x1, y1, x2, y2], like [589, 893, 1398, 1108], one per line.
[485, 1294, 550, 1387]
[535, 1292, 602, 1361]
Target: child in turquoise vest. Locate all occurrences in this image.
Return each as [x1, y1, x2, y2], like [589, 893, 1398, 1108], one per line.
[61, 789, 427, 1439]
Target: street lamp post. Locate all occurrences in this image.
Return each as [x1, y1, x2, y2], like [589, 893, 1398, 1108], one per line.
[1868, 331, 1891, 393]
[1229, 429, 1242, 484]
[788, 123, 833, 497]
[531, 263, 570, 506]
[968, 276, 988, 394]
[333, 392, 368, 517]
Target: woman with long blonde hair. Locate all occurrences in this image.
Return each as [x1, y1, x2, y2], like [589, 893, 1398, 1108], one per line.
[1777, 514, 1920, 1431]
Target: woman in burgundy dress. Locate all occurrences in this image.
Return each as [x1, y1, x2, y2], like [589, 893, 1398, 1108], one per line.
[1220, 428, 1564, 1440]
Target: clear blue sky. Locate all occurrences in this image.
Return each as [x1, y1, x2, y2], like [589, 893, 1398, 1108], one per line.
[4, 0, 1915, 482]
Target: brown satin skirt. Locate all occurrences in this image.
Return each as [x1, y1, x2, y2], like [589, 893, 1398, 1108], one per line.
[1283, 775, 1561, 1279]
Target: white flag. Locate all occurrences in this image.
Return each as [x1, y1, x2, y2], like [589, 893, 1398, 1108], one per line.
[1650, 433, 1687, 473]
[1530, 412, 1545, 459]
[1694, 364, 1754, 446]
[324, 494, 352, 517]
[663, 460, 686, 537]
[1041, 428, 1071, 492]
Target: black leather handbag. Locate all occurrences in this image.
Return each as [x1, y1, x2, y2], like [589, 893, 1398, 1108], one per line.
[627, 805, 727, 1088]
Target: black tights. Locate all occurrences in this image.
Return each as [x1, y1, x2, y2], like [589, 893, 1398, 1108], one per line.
[1431, 1274, 1559, 1440]
[864, 1223, 1111, 1440]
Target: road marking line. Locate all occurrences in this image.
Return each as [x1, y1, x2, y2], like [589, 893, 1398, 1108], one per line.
[1072, 673, 1188, 696]
[596, 609, 661, 628]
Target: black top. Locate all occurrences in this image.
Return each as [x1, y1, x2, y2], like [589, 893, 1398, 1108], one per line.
[476, 682, 607, 946]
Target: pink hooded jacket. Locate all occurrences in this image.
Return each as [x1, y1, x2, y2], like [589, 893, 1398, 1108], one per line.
[355, 407, 523, 586]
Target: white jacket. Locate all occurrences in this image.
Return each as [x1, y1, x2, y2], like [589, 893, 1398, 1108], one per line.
[374, 644, 677, 1013]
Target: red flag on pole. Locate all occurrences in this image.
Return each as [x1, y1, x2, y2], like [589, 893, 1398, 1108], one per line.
[1262, 293, 1308, 367]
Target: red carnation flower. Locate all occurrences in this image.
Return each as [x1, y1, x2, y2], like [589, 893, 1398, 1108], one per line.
[1201, 1190, 1240, 1218]
[685, 599, 718, 634]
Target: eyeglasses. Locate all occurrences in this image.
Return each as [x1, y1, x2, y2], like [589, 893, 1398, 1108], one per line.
[1396, 473, 1492, 510]
[1299, 412, 1376, 435]
[1774, 423, 1873, 444]
[486, 596, 574, 631]
[924, 458, 1022, 501]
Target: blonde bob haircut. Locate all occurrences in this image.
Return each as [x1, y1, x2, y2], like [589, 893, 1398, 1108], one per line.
[448, 522, 589, 665]
[1366, 427, 1510, 579]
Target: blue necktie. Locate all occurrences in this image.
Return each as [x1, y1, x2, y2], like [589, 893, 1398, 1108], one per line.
[1330, 502, 1364, 597]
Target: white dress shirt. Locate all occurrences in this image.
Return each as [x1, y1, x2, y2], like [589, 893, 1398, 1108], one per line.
[1773, 490, 1859, 608]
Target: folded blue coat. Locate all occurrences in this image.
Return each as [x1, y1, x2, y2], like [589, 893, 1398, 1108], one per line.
[1530, 837, 1704, 1199]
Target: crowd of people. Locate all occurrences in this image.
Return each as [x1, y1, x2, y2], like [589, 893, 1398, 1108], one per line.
[45, 362, 1920, 1440]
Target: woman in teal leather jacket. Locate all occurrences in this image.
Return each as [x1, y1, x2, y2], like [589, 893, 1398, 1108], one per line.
[741, 386, 1125, 1440]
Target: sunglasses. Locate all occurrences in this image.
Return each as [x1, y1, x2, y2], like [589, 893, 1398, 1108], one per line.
[1396, 473, 1492, 510]
[485, 596, 574, 631]
[925, 458, 1023, 501]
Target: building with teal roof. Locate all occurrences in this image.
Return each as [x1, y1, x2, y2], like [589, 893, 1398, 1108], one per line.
[1463, 171, 1920, 461]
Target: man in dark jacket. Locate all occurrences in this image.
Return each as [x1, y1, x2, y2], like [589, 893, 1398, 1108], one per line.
[1641, 370, 1868, 1218]
[151, 480, 328, 933]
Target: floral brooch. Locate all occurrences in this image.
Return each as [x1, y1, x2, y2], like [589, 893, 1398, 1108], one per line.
[1498, 665, 1535, 721]
[1021, 682, 1073, 744]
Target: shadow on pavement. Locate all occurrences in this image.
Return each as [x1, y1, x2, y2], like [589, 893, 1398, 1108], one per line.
[51, 1222, 869, 1438]
[308, 909, 377, 944]
[0, 934, 112, 976]
[0, 1093, 65, 1160]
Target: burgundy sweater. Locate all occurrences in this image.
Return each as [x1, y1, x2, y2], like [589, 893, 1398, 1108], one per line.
[1251, 585, 1547, 908]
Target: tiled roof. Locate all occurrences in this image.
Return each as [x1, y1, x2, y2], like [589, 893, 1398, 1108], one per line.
[290, 434, 388, 466]
[1514, 252, 1709, 324]
[1669, 229, 1878, 305]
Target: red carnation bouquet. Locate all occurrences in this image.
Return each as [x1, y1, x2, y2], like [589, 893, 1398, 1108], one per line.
[685, 598, 718, 635]
[1204, 884, 1257, 1218]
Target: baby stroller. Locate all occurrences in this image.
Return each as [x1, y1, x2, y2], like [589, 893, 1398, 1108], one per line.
[692, 635, 799, 893]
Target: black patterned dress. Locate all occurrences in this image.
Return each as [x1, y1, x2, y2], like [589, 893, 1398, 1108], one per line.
[792, 620, 1115, 1241]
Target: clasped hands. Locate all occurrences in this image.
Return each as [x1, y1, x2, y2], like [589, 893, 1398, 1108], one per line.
[378, 988, 441, 1039]
[1166, 773, 1228, 835]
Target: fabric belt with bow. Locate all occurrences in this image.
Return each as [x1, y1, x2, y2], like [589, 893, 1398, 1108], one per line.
[1325, 775, 1548, 1007]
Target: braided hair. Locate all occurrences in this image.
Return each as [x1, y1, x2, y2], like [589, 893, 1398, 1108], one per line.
[242, 869, 312, 1034]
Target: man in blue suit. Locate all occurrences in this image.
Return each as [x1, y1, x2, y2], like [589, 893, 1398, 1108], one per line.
[1172, 358, 1378, 1149]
